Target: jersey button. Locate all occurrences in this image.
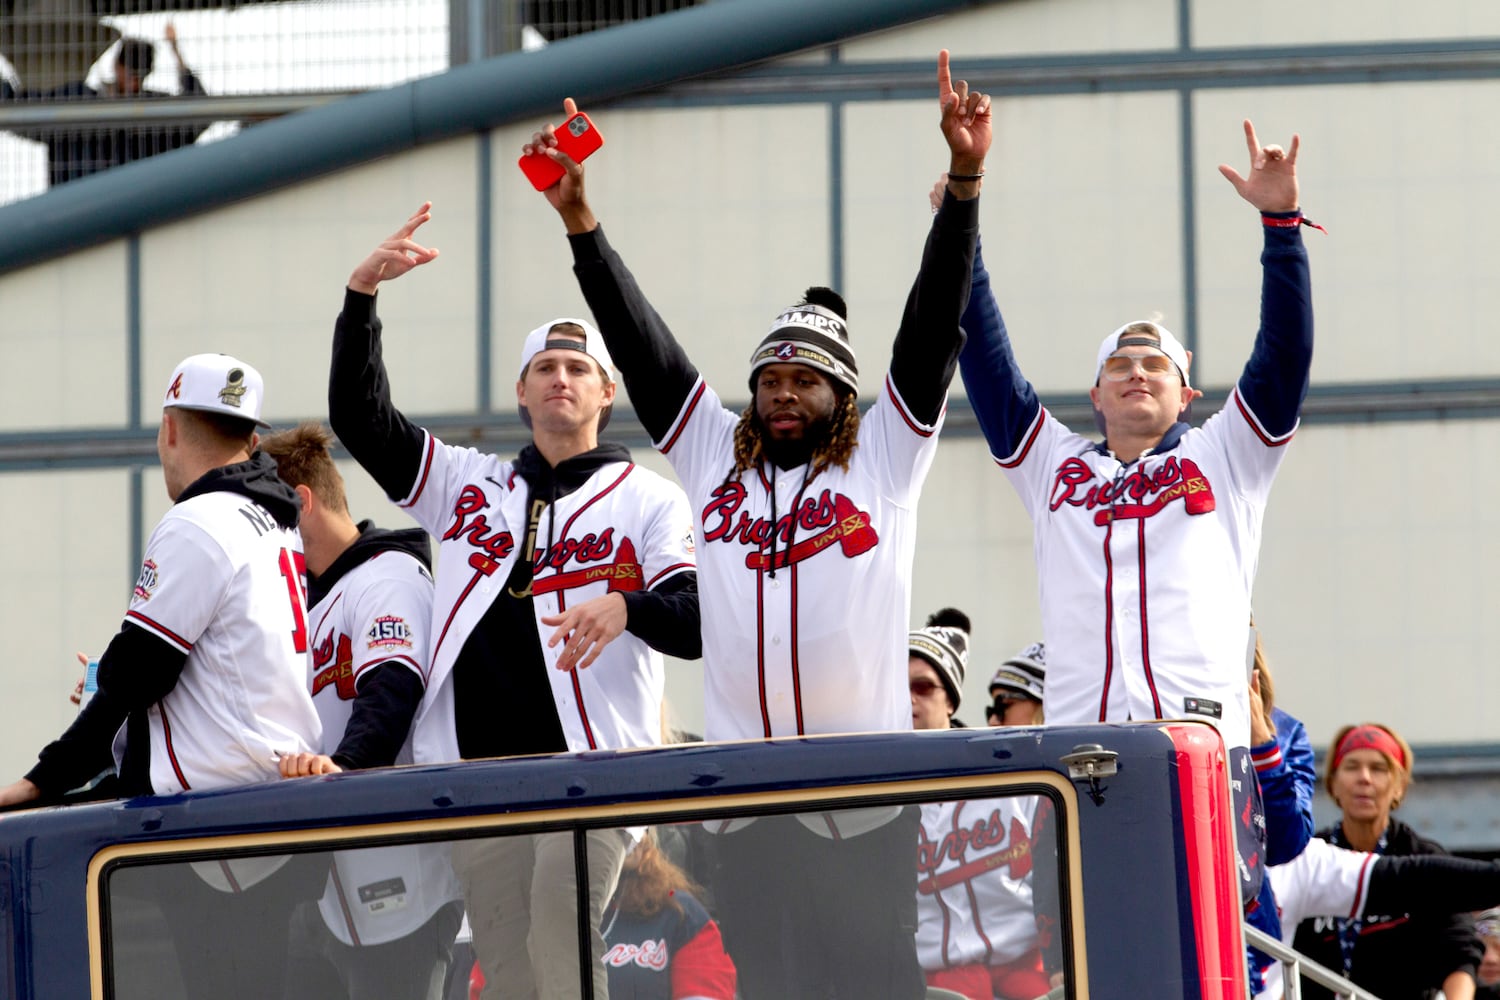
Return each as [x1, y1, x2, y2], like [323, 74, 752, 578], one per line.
[772, 636, 781, 645]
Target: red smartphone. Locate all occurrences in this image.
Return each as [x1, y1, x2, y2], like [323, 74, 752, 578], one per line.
[519, 111, 604, 190]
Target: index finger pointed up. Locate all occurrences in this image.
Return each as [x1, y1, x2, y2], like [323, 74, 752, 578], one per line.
[396, 202, 432, 239]
[937, 49, 953, 100]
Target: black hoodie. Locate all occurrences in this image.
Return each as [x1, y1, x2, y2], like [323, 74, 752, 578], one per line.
[310, 521, 433, 770]
[26, 453, 301, 799]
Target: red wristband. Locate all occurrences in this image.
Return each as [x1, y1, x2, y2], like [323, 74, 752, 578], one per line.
[1262, 212, 1326, 234]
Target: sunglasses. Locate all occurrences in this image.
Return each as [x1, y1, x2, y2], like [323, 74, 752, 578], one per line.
[1100, 352, 1179, 382]
[909, 678, 945, 698]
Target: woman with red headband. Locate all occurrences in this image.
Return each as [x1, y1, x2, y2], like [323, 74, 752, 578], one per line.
[1290, 722, 1482, 1000]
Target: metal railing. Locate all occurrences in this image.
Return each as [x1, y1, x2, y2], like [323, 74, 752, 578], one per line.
[1243, 923, 1385, 1000]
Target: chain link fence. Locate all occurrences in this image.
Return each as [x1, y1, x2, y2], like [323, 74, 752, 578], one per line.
[0, 0, 704, 204]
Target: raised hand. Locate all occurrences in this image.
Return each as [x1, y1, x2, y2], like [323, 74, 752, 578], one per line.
[524, 97, 597, 233]
[1218, 119, 1300, 214]
[348, 202, 439, 295]
[937, 50, 992, 176]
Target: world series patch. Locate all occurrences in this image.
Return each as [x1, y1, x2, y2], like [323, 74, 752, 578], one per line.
[366, 615, 413, 650]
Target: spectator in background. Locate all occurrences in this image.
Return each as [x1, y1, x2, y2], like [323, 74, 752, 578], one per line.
[0, 23, 208, 186]
[909, 608, 972, 730]
[1291, 722, 1481, 1000]
[600, 832, 737, 1000]
[1477, 908, 1500, 1000]
[985, 643, 1045, 727]
[909, 610, 1050, 1000]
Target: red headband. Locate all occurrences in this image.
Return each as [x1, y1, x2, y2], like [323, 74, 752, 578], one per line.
[1332, 725, 1406, 772]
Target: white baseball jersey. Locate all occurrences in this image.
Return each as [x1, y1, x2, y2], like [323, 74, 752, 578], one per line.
[305, 539, 461, 946]
[307, 547, 431, 761]
[997, 396, 1292, 751]
[916, 797, 1040, 972]
[400, 433, 696, 763]
[656, 374, 939, 741]
[123, 491, 322, 794]
[1255, 839, 1377, 1000]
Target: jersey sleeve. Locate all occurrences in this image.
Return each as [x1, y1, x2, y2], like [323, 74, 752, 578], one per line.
[345, 552, 433, 685]
[620, 471, 700, 659]
[1268, 838, 1376, 932]
[669, 918, 738, 1000]
[649, 377, 740, 500]
[391, 431, 507, 542]
[125, 514, 234, 654]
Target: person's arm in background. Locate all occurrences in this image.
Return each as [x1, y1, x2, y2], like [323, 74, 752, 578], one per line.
[164, 22, 206, 97]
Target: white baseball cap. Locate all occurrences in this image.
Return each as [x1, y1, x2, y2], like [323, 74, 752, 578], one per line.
[517, 318, 615, 431]
[162, 353, 270, 427]
[1094, 321, 1191, 388]
[517, 318, 614, 382]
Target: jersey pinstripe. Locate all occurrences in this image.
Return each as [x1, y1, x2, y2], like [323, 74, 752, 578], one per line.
[916, 797, 1040, 972]
[400, 433, 695, 763]
[995, 391, 1291, 752]
[655, 373, 939, 741]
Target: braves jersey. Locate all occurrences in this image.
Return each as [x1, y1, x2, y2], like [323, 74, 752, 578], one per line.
[307, 545, 431, 762]
[657, 377, 938, 740]
[958, 224, 1313, 753]
[602, 890, 737, 1000]
[916, 797, 1040, 972]
[400, 435, 695, 763]
[123, 486, 322, 794]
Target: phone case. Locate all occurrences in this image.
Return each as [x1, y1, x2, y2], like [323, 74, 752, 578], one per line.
[518, 112, 605, 190]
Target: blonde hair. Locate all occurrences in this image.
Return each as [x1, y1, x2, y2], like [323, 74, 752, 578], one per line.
[1324, 722, 1414, 806]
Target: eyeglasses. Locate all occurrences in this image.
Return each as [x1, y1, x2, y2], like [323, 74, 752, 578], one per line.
[1100, 352, 1179, 382]
[909, 679, 944, 698]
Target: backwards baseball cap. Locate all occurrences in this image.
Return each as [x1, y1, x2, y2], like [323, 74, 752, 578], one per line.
[517, 318, 615, 431]
[748, 287, 858, 395]
[908, 608, 971, 711]
[989, 642, 1046, 703]
[1094, 320, 1191, 388]
[162, 353, 270, 428]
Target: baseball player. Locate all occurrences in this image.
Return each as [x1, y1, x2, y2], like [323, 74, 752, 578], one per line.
[263, 422, 464, 1000]
[908, 610, 1051, 1000]
[525, 50, 989, 999]
[0, 353, 323, 998]
[328, 219, 700, 1000]
[956, 119, 1317, 905]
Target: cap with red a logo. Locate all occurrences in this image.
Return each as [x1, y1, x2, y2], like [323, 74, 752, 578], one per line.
[163, 353, 271, 428]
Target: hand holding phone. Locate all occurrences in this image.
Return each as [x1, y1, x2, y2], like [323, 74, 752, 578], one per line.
[519, 111, 604, 191]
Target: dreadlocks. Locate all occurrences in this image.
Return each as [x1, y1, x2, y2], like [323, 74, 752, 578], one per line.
[726, 389, 861, 483]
